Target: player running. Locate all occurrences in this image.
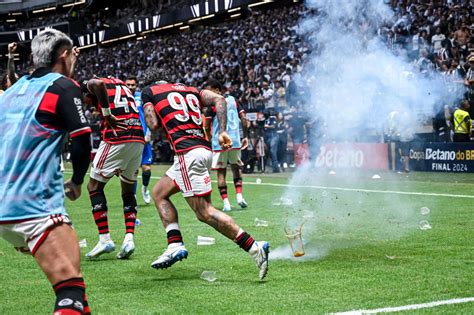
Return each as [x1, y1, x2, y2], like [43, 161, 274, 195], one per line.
[125, 76, 152, 204]
[0, 29, 91, 314]
[141, 66, 269, 280]
[204, 80, 249, 211]
[82, 76, 145, 260]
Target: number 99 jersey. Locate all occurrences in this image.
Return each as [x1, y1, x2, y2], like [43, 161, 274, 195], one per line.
[81, 77, 144, 145]
[141, 83, 211, 153]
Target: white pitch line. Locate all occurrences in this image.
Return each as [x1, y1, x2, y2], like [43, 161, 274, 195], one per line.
[63, 171, 474, 199]
[333, 297, 474, 314]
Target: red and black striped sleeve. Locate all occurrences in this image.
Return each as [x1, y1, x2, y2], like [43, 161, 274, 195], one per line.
[36, 77, 92, 137]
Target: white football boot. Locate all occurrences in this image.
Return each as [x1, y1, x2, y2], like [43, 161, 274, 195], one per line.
[141, 186, 151, 205]
[222, 198, 232, 212]
[151, 243, 188, 269]
[86, 239, 115, 259]
[236, 194, 248, 209]
[250, 241, 270, 280]
[116, 234, 135, 259]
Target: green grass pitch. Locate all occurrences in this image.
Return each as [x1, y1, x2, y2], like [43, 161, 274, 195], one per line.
[0, 165, 473, 314]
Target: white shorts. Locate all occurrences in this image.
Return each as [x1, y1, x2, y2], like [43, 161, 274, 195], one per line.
[91, 141, 144, 184]
[166, 148, 213, 197]
[0, 214, 72, 256]
[211, 149, 243, 169]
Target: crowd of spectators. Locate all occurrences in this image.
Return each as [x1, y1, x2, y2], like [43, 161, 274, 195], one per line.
[379, 0, 473, 143]
[0, 0, 196, 33]
[382, 0, 473, 83]
[3, 0, 474, 171]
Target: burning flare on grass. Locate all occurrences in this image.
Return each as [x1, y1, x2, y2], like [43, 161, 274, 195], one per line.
[272, 0, 453, 260]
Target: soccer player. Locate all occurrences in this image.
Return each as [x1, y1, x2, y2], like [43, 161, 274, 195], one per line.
[203, 80, 249, 211]
[82, 76, 145, 260]
[141, 66, 270, 280]
[125, 76, 152, 204]
[0, 29, 91, 314]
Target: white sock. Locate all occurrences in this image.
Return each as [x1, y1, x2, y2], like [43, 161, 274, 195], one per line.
[223, 197, 230, 204]
[165, 222, 180, 233]
[99, 233, 111, 243]
[124, 233, 134, 242]
[236, 193, 243, 201]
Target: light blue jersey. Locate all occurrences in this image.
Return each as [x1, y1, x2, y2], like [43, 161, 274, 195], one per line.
[211, 95, 242, 151]
[135, 90, 147, 134]
[0, 73, 67, 221]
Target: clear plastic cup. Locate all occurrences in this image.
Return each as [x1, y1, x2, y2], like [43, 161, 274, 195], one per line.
[420, 207, 430, 216]
[254, 218, 268, 227]
[286, 230, 305, 257]
[419, 220, 432, 230]
[197, 235, 215, 245]
[200, 271, 217, 282]
[79, 239, 87, 248]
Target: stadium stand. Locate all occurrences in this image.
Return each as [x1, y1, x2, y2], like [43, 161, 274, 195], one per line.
[1, 0, 473, 170]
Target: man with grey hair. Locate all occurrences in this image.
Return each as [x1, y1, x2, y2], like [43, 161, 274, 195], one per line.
[0, 29, 92, 314]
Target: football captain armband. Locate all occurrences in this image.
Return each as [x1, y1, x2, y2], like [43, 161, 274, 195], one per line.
[101, 107, 111, 116]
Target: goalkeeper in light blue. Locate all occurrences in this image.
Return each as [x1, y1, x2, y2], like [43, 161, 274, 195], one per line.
[204, 80, 249, 211]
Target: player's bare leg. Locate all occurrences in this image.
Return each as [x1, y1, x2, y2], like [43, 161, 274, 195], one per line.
[217, 168, 231, 211]
[35, 224, 90, 314]
[86, 178, 115, 258]
[186, 195, 269, 280]
[231, 163, 247, 208]
[116, 179, 138, 259]
[150, 175, 188, 269]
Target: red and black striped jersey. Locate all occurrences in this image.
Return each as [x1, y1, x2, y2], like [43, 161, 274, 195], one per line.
[81, 77, 144, 145]
[141, 83, 210, 153]
[31, 68, 91, 138]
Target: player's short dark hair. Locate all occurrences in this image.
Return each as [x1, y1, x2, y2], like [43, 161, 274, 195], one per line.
[126, 76, 138, 83]
[142, 65, 172, 86]
[205, 79, 223, 92]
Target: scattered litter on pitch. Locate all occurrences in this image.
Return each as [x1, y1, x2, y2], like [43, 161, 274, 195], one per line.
[256, 178, 262, 184]
[79, 239, 87, 248]
[200, 271, 217, 282]
[302, 210, 315, 219]
[419, 220, 432, 230]
[420, 207, 430, 215]
[197, 235, 215, 245]
[372, 174, 381, 179]
[255, 218, 269, 227]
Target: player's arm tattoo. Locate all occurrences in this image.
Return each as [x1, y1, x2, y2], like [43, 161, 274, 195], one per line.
[144, 103, 159, 131]
[201, 89, 227, 133]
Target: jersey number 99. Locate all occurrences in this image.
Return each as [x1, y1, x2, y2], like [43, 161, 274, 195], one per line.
[167, 92, 202, 125]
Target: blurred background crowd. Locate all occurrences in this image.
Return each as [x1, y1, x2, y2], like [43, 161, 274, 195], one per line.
[1, 0, 473, 172]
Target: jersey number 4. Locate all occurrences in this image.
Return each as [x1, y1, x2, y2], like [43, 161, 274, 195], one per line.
[114, 85, 138, 113]
[167, 92, 203, 125]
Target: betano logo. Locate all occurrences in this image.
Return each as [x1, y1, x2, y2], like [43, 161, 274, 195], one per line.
[316, 146, 364, 168]
[425, 148, 455, 161]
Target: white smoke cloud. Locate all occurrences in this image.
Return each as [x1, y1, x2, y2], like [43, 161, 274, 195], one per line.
[272, 0, 455, 261]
